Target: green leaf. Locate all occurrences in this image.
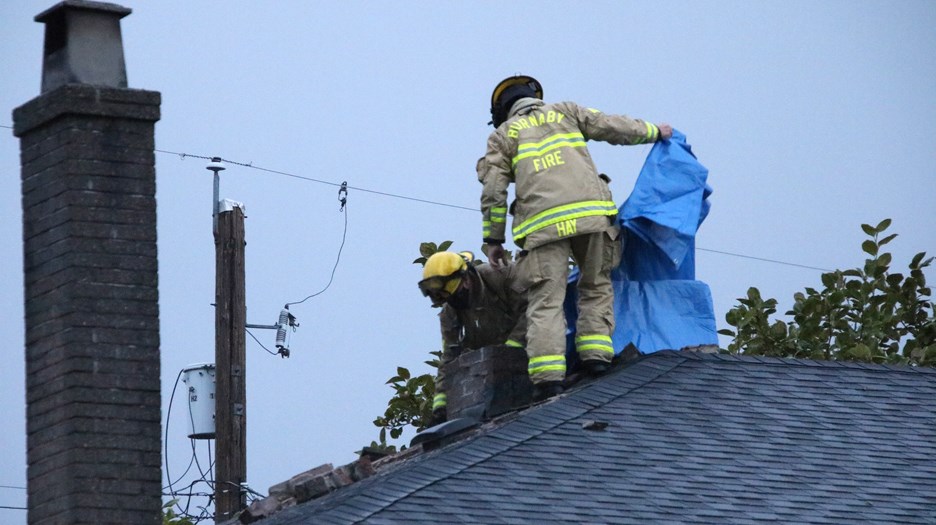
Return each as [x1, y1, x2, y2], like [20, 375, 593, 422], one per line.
[413, 256, 427, 266]
[879, 233, 898, 246]
[910, 252, 926, 269]
[419, 242, 438, 258]
[862, 240, 878, 256]
[397, 367, 411, 380]
[861, 223, 875, 236]
[878, 252, 892, 269]
[725, 309, 739, 325]
[875, 218, 892, 233]
[770, 320, 788, 338]
[717, 329, 736, 337]
[821, 272, 837, 288]
[873, 263, 888, 278]
[438, 240, 454, 252]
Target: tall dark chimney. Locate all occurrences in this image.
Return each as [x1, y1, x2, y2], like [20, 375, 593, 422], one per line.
[12, 1, 163, 523]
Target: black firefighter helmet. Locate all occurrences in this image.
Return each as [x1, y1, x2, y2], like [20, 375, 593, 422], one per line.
[489, 75, 543, 128]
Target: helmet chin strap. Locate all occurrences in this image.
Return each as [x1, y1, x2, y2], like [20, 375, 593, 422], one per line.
[446, 279, 471, 310]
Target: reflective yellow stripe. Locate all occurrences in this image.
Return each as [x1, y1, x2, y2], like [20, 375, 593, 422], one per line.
[575, 334, 614, 355]
[432, 393, 447, 410]
[505, 339, 524, 348]
[512, 132, 586, 167]
[513, 200, 617, 241]
[575, 334, 612, 343]
[637, 121, 659, 144]
[528, 355, 566, 375]
[491, 206, 507, 223]
[482, 220, 491, 238]
[588, 108, 601, 113]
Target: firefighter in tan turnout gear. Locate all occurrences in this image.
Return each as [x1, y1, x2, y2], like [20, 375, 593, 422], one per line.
[478, 75, 673, 401]
[418, 251, 527, 424]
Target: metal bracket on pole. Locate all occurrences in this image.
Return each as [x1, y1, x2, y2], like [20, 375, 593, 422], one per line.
[207, 157, 226, 235]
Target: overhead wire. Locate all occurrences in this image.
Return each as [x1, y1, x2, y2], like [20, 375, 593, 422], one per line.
[285, 192, 348, 307]
[247, 328, 279, 356]
[155, 148, 477, 212]
[155, 148, 836, 274]
[696, 247, 832, 272]
[164, 370, 183, 508]
[0, 484, 26, 512]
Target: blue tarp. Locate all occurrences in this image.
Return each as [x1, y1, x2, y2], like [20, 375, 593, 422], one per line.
[565, 130, 718, 362]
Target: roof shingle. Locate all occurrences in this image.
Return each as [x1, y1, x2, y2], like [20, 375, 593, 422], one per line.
[256, 351, 936, 524]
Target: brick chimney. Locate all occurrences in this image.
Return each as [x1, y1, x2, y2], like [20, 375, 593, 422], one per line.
[440, 345, 533, 420]
[12, 1, 162, 523]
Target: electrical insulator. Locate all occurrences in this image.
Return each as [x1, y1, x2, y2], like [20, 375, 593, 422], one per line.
[275, 308, 289, 349]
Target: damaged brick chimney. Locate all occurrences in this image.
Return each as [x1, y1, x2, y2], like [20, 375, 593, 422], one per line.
[13, 1, 162, 523]
[440, 344, 533, 420]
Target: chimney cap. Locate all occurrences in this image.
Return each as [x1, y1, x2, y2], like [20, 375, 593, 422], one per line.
[35, 0, 132, 93]
[36, 0, 131, 23]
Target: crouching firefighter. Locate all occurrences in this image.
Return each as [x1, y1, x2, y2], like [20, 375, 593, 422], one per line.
[418, 251, 527, 425]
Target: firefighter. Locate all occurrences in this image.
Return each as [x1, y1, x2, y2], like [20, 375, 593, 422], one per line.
[478, 75, 673, 401]
[418, 250, 527, 425]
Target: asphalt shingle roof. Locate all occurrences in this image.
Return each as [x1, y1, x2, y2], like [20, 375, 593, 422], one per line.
[261, 351, 936, 524]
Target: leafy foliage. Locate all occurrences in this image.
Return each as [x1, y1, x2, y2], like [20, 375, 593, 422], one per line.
[371, 352, 440, 447]
[719, 219, 935, 365]
[412, 240, 454, 266]
[367, 241, 454, 453]
[162, 499, 196, 525]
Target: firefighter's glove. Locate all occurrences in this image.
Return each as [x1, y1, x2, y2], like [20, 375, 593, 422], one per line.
[447, 343, 464, 359]
[486, 242, 507, 268]
[429, 407, 447, 427]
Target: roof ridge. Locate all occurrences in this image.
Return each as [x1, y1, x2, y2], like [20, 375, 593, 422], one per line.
[671, 349, 935, 374]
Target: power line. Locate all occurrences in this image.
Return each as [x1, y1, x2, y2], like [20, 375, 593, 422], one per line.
[286, 192, 349, 307]
[697, 247, 832, 272]
[246, 328, 278, 356]
[155, 149, 478, 212]
[0, 485, 25, 490]
[158, 149, 831, 273]
[0, 505, 27, 510]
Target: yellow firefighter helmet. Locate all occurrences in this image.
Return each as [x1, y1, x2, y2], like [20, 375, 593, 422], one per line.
[419, 251, 474, 306]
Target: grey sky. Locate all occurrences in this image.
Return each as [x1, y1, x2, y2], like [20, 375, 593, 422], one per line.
[2, 1, 934, 521]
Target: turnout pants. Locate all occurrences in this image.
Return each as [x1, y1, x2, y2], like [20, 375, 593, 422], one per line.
[519, 228, 621, 385]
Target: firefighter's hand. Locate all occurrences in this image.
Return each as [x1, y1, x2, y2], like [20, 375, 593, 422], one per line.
[429, 407, 447, 427]
[657, 123, 673, 140]
[486, 242, 507, 267]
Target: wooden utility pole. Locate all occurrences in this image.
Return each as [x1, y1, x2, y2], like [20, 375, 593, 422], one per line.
[215, 205, 247, 521]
